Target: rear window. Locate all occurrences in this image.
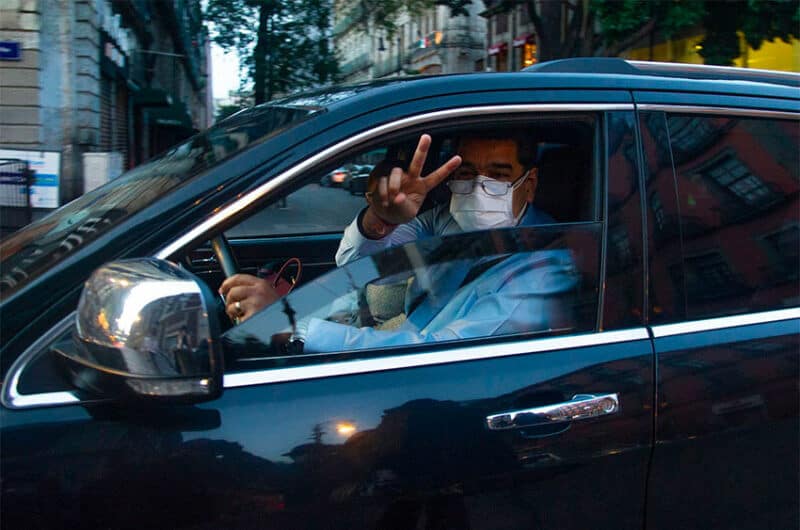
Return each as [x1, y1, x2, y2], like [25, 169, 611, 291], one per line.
[669, 115, 799, 318]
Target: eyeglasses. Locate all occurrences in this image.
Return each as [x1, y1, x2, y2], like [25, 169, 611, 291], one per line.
[446, 171, 529, 197]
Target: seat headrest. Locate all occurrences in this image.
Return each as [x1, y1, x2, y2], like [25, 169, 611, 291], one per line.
[533, 144, 591, 223]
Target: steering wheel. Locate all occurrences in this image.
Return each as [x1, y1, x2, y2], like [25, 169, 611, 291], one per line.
[211, 234, 239, 278]
[210, 234, 240, 326]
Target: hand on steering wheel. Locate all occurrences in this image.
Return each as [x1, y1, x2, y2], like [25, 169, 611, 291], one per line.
[212, 234, 279, 323]
[219, 273, 279, 322]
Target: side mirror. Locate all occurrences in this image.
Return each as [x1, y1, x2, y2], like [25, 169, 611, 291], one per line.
[57, 258, 224, 403]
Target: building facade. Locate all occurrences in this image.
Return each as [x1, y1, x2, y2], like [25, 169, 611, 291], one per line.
[480, 1, 537, 72]
[333, 0, 486, 82]
[0, 0, 210, 212]
[332, 0, 374, 82]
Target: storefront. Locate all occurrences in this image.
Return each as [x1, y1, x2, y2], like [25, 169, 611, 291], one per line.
[512, 33, 537, 69]
[488, 41, 508, 71]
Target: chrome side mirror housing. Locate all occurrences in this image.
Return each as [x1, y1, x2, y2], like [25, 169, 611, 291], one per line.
[59, 258, 224, 403]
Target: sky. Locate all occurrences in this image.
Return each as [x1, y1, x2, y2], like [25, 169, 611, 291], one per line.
[211, 43, 241, 101]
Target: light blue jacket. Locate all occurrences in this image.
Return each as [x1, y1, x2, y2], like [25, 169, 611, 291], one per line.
[300, 204, 577, 353]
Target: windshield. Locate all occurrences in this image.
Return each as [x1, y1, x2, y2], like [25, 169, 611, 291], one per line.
[0, 104, 318, 298]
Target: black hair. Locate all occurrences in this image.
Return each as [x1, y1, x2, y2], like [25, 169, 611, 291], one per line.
[455, 131, 538, 169]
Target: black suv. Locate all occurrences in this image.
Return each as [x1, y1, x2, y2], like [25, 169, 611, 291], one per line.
[1, 59, 798, 529]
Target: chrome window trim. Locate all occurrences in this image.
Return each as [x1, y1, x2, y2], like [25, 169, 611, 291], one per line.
[4, 327, 649, 408]
[1, 312, 81, 409]
[223, 329, 650, 389]
[635, 105, 800, 120]
[628, 60, 800, 81]
[155, 103, 634, 260]
[651, 307, 800, 338]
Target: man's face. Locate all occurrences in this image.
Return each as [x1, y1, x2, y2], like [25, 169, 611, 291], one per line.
[454, 138, 537, 217]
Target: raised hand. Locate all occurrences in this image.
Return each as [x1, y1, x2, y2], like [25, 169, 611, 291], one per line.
[366, 134, 461, 227]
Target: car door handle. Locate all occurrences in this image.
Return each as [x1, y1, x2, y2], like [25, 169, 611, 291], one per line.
[486, 393, 619, 431]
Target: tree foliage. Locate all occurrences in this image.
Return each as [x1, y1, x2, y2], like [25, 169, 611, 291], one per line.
[480, 0, 798, 65]
[698, 0, 800, 65]
[214, 104, 246, 123]
[205, 0, 339, 104]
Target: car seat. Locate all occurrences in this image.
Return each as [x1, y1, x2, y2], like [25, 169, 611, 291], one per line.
[533, 143, 594, 223]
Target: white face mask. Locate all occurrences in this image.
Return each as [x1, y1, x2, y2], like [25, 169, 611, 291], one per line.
[449, 173, 528, 232]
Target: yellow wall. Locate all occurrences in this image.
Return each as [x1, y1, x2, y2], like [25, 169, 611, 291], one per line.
[622, 32, 800, 72]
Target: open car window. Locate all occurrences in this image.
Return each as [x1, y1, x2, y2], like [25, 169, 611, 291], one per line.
[223, 224, 602, 371]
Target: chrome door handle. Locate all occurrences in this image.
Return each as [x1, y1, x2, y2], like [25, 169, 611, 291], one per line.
[486, 393, 619, 431]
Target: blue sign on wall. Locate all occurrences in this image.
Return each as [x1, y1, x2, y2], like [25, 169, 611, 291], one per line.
[0, 41, 22, 61]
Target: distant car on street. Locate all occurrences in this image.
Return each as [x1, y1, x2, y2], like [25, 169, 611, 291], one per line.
[343, 164, 372, 194]
[320, 166, 349, 187]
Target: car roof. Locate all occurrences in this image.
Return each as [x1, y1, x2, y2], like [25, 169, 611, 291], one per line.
[266, 58, 798, 119]
[524, 57, 800, 87]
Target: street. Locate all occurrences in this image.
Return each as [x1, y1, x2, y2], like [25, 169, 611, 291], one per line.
[227, 183, 366, 238]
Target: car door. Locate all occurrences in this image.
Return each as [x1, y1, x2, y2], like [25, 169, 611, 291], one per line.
[1, 105, 654, 530]
[638, 105, 800, 529]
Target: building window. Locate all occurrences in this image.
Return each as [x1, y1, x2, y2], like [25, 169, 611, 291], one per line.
[762, 224, 800, 280]
[497, 13, 508, 34]
[684, 252, 742, 302]
[668, 115, 720, 160]
[520, 4, 530, 24]
[703, 154, 772, 206]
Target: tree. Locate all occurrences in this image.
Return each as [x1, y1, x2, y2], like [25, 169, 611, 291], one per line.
[205, 0, 339, 104]
[698, 0, 799, 65]
[482, 0, 798, 65]
[214, 104, 245, 123]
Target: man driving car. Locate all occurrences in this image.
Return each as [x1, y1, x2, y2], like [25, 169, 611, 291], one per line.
[219, 133, 576, 352]
[336, 133, 554, 265]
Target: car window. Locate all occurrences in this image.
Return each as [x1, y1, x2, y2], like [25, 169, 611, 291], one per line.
[667, 114, 799, 319]
[223, 224, 601, 370]
[213, 116, 602, 369]
[225, 149, 386, 238]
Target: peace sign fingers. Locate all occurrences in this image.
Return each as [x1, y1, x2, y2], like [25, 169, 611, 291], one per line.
[423, 154, 462, 192]
[408, 134, 462, 191]
[407, 134, 432, 179]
